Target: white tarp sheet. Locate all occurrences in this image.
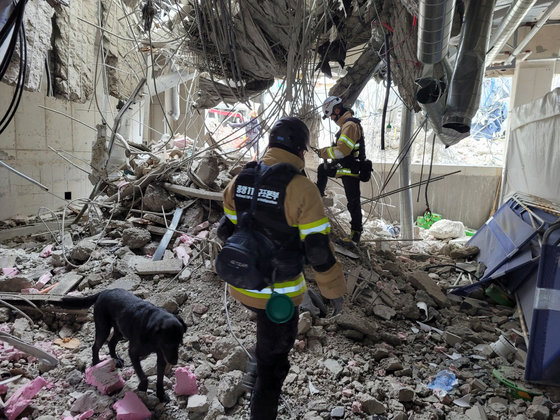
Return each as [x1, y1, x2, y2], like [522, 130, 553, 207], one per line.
[502, 88, 560, 203]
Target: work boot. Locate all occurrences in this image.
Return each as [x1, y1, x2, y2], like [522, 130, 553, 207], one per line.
[351, 230, 361, 244]
[243, 357, 258, 392]
[337, 230, 361, 250]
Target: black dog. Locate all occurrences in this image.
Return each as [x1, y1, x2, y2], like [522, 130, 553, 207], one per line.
[61, 288, 187, 402]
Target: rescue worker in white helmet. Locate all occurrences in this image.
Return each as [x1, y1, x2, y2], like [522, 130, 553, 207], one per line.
[217, 116, 346, 419]
[316, 96, 365, 245]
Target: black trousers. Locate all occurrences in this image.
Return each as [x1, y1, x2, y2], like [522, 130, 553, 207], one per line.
[316, 163, 363, 233]
[250, 307, 299, 420]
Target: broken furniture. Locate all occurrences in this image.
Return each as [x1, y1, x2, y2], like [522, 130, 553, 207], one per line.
[452, 193, 560, 386]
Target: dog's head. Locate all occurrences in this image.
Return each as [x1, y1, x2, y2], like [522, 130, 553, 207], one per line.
[150, 314, 187, 365]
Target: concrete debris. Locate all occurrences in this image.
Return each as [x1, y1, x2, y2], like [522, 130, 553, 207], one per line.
[1, 172, 560, 420]
[429, 219, 466, 239]
[129, 256, 183, 275]
[121, 227, 152, 249]
[142, 184, 177, 212]
[217, 371, 245, 409]
[69, 240, 96, 262]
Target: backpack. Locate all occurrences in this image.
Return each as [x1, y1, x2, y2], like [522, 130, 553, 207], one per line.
[215, 163, 300, 290]
[346, 117, 373, 182]
[215, 211, 274, 290]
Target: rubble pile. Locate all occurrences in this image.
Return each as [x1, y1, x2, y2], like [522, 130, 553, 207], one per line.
[0, 162, 559, 419]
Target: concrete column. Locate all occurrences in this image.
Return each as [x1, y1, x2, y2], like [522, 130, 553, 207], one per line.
[399, 104, 414, 239]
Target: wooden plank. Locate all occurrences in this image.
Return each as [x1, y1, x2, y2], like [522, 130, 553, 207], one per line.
[152, 208, 184, 261]
[163, 183, 223, 201]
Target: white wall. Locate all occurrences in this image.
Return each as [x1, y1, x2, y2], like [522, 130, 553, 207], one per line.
[0, 83, 108, 220]
[510, 60, 556, 107]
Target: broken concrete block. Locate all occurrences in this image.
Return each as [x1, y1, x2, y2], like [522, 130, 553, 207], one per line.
[70, 389, 112, 413]
[181, 206, 205, 229]
[112, 391, 152, 420]
[129, 256, 183, 275]
[450, 245, 479, 260]
[187, 394, 209, 414]
[330, 406, 345, 418]
[85, 359, 125, 395]
[298, 311, 313, 335]
[4, 376, 48, 420]
[70, 240, 96, 262]
[335, 313, 378, 337]
[50, 273, 84, 295]
[121, 228, 152, 249]
[50, 250, 66, 267]
[323, 359, 343, 378]
[194, 155, 220, 186]
[143, 184, 176, 212]
[465, 404, 488, 420]
[372, 304, 396, 321]
[359, 395, 386, 415]
[407, 271, 448, 308]
[62, 409, 94, 420]
[526, 404, 550, 420]
[443, 331, 462, 347]
[217, 371, 244, 409]
[0, 275, 33, 292]
[218, 347, 249, 373]
[397, 387, 415, 402]
[174, 366, 199, 396]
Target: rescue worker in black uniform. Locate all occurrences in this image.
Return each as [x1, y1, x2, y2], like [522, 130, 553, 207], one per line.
[316, 96, 365, 245]
[217, 116, 346, 419]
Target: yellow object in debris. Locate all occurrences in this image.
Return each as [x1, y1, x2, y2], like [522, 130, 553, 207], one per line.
[54, 337, 81, 349]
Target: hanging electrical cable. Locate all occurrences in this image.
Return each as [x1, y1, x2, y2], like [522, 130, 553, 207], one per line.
[0, 0, 28, 136]
[380, 33, 391, 151]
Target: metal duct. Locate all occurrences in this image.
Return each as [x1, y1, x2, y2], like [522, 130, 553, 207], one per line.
[504, 0, 560, 65]
[442, 0, 496, 135]
[486, 0, 537, 66]
[417, 0, 456, 64]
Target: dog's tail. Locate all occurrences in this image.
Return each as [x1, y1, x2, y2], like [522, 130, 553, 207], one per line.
[58, 293, 101, 309]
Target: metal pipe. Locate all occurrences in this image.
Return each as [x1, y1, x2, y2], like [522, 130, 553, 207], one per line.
[443, 0, 497, 134]
[485, 0, 537, 66]
[504, 0, 560, 65]
[399, 105, 414, 239]
[169, 85, 180, 120]
[417, 0, 456, 64]
[0, 160, 49, 191]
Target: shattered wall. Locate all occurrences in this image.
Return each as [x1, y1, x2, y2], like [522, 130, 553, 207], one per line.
[2, 0, 54, 92]
[100, 0, 146, 101]
[51, 0, 97, 102]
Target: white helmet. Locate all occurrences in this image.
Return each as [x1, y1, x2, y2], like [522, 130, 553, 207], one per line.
[322, 96, 343, 119]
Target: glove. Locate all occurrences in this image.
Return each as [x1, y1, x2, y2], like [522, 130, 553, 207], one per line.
[329, 297, 343, 316]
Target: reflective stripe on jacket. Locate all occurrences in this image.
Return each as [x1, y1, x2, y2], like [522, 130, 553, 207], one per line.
[222, 147, 346, 309]
[321, 111, 362, 177]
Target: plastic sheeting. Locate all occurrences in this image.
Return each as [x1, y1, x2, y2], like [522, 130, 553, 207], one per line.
[502, 88, 560, 203]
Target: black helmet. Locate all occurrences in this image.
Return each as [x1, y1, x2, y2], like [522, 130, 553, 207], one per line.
[268, 117, 310, 155]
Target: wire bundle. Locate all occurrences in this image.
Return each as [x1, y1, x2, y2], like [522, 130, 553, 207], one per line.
[0, 0, 28, 136]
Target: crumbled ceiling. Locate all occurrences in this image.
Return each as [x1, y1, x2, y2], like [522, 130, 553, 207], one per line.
[3, 0, 559, 115]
